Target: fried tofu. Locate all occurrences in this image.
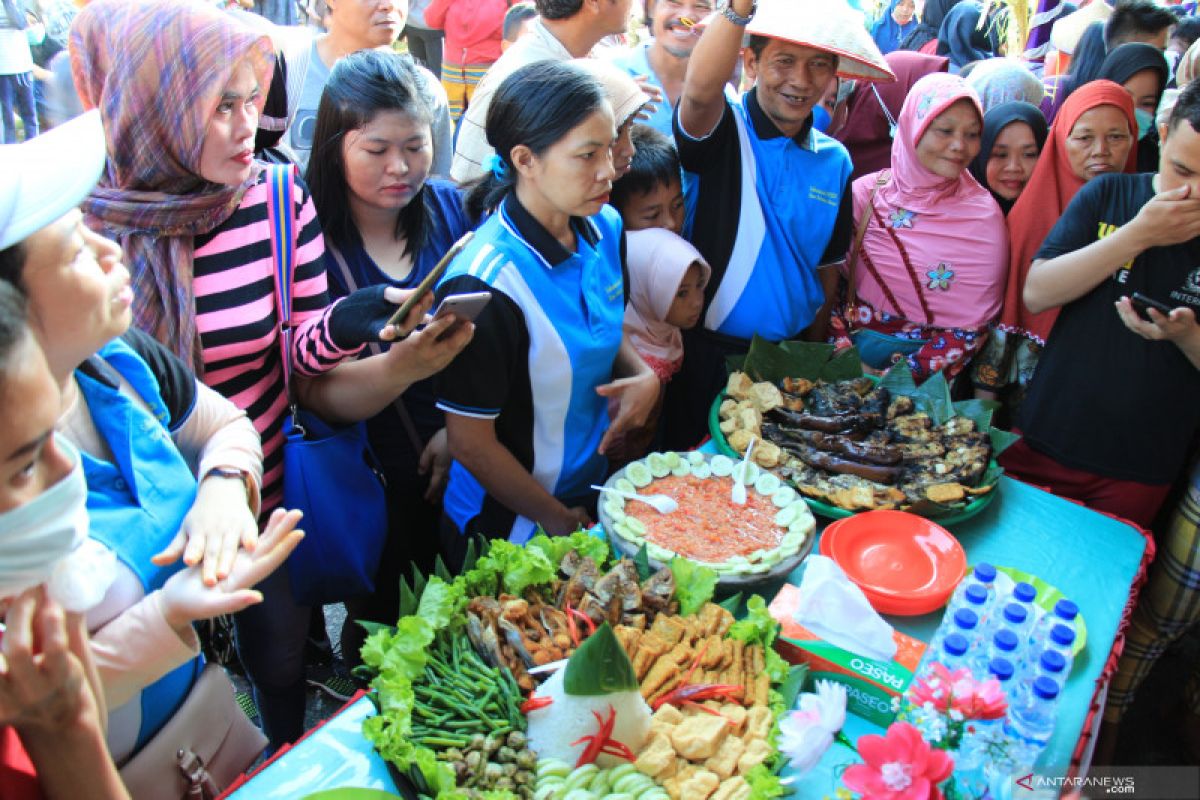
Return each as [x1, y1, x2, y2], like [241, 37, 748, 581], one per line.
[712, 776, 753, 800]
[704, 733, 746, 780]
[737, 738, 771, 775]
[743, 706, 772, 742]
[679, 769, 721, 800]
[726, 372, 754, 401]
[699, 603, 734, 637]
[631, 632, 672, 681]
[634, 733, 676, 778]
[754, 672, 771, 707]
[720, 703, 748, 734]
[670, 715, 730, 761]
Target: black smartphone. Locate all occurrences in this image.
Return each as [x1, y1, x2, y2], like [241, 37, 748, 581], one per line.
[1130, 291, 1174, 322]
[386, 231, 475, 332]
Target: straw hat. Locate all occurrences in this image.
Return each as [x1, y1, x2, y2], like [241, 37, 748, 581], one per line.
[743, 0, 894, 82]
[1050, 0, 1112, 56]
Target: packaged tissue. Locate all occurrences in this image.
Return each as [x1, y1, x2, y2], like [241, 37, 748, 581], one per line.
[768, 556, 926, 726]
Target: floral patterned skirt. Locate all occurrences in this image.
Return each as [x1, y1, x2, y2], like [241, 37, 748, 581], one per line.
[830, 301, 989, 382]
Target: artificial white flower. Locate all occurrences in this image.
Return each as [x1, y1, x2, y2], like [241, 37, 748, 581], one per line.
[778, 680, 849, 775]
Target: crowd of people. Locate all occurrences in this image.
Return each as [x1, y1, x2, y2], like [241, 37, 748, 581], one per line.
[0, 0, 1199, 796]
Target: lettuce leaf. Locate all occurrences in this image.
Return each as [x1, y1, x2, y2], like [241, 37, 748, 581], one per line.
[376, 616, 435, 682]
[465, 539, 556, 596]
[743, 763, 788, 798]
[416, 576, 466, 631]
[727, 594, 779, 648]
[526, 530, 609, 569]
[668, 557, 719, 616]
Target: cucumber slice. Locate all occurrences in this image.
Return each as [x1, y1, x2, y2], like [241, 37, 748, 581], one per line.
[646, 543, 674, 561]
[615, 477, 636, 495]
[780, 532, 803, 552]
[750, 560, 775, 574]
[663, 451, 682, 470]
[536, 759, 572, 780]
[626, 461, 653, 488]
[710, 455, 734, 477]
[759, 547, 783, 566]
[687, 450, 706, 465]
[613, 523, 638, 542]
[671, 461, 692, 477]
[754, 473, 782, 496]
[732, 460, 760, 485]
[775, 504, 800, 528]
[748, 548, 768, 563]
[603, 501, 626, 523]
[725, 556, 750, 573]
[690, 462, 712, 480]
[626, 517, 647, 536]
[772, 486, 799, 508]
[606, 764, 637, 783]
[790, 514, 816, 538]
[647, 452, 671, 478]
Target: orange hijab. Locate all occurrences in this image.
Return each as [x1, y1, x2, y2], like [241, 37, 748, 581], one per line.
[999, 80, 1136, 344]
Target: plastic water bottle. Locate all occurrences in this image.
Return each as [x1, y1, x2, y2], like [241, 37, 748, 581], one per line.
[949, 562, 998, 614]
[956, 657, 1017, 796]
[1032, 598, 1079, 642]
[913, 631, 971, 683]
[984, 601, 1034, 645]
[1002, 676, 1061, 772]
[929, 606, 981, 655]
[1007, 580, 1038, 618]
[1014, 649, 1068, 707]
[969, 627, 1021, 678]
[1025, 622, 1076, 679]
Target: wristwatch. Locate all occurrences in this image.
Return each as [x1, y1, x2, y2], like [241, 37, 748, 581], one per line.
[204, 466, 253, 501]
[719, 0, 756, 26]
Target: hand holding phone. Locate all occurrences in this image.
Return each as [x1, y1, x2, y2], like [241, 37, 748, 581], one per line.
[1130, 291, 1175, 322]
[430, 291, 491, 340]
[385, 231, 475, 335]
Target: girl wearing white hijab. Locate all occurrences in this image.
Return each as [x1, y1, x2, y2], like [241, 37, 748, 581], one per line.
[611, 228, 711, 463]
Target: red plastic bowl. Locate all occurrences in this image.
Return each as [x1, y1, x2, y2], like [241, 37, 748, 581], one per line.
[818, 510, 966, 616]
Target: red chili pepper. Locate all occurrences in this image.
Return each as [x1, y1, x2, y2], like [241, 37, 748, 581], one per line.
[569, 705, 634, 767]
[568, 606, 597, 637]
[683, 699, 739, 727]
[651, 683, 743, 711]
[520, 694, 554, 714]
[565, 601, 580, 648]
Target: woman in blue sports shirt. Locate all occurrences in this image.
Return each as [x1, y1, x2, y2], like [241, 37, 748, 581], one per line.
[434, 61, 658, 569]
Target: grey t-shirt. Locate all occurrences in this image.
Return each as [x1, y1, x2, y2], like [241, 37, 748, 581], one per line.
[284, 39, 452, 176]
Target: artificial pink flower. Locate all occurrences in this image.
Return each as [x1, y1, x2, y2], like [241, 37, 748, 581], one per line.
[843, 722, 954, 800]
[904, 663, 972, 714]
[950, 677, 1008, 721]
[779, 680, 848, 774]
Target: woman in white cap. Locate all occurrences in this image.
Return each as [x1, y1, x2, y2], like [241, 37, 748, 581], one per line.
[0, 110, 305, 798]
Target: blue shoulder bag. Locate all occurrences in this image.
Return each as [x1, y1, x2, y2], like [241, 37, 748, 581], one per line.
[265, 164, 388, 607]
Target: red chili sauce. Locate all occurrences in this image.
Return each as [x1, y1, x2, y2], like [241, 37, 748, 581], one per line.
[626, 475, 782, 562]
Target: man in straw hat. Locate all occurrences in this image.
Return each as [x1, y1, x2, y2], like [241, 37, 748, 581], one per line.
[660, 0, 892, 449]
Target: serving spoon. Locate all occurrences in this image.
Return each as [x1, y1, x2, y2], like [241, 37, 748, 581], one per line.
[731, 435, 757, 505]
[592, 485, 679, 515]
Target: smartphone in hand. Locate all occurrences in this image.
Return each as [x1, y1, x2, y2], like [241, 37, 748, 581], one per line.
[1130, 291, 1175, 322]
[430, 291, 491, 340]
[386, 231, 475, 332]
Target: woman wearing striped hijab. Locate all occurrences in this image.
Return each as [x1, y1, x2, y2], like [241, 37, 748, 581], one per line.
[70, 0, 472, 750]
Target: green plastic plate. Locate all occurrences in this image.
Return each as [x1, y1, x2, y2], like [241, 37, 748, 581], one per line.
[708, 391, 998, 526]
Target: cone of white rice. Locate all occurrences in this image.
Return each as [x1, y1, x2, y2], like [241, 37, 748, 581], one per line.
[526, 622, 652, 768]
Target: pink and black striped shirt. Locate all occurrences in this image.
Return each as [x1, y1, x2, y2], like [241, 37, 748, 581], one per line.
[192, 169, 361, 513]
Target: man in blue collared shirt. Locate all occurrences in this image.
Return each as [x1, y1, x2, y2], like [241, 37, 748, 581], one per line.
[612, 0, 714, 136]
[661, 0, 890, 448]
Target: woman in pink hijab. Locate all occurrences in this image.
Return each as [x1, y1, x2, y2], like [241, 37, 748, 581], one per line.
[834, 72, 1008, 381]
[609, 228, 710, 464]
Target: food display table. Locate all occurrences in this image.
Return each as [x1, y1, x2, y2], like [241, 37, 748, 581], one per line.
[223, 476, 1147, 799]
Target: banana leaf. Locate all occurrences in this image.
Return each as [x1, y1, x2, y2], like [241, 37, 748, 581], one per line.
[741, 336, 864, 384]
[563, 622, 638, 696]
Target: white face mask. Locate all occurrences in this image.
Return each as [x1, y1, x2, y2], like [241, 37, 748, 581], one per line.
[0, 437, 115, 612]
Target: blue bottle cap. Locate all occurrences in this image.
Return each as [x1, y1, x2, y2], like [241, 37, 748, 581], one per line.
[1003, 602, 1027, 624]
[973, 562, 997, 583]
[954, 608, 979, 630]
[943, 632, 969, 657]
[1050, 623, 1076, 647]
[1013, 581, 1037, 604]
[964, 584, 989, 606]
[1054, 599, 1079, 621]
[989, 657, 1014, 681]
[1033, 676, 1060, 700]
[994, 628, 1019, 652]
[1040, 649, 1067, 673]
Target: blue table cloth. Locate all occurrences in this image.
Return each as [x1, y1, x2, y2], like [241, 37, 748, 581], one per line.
[230, 476, 1146, 799]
